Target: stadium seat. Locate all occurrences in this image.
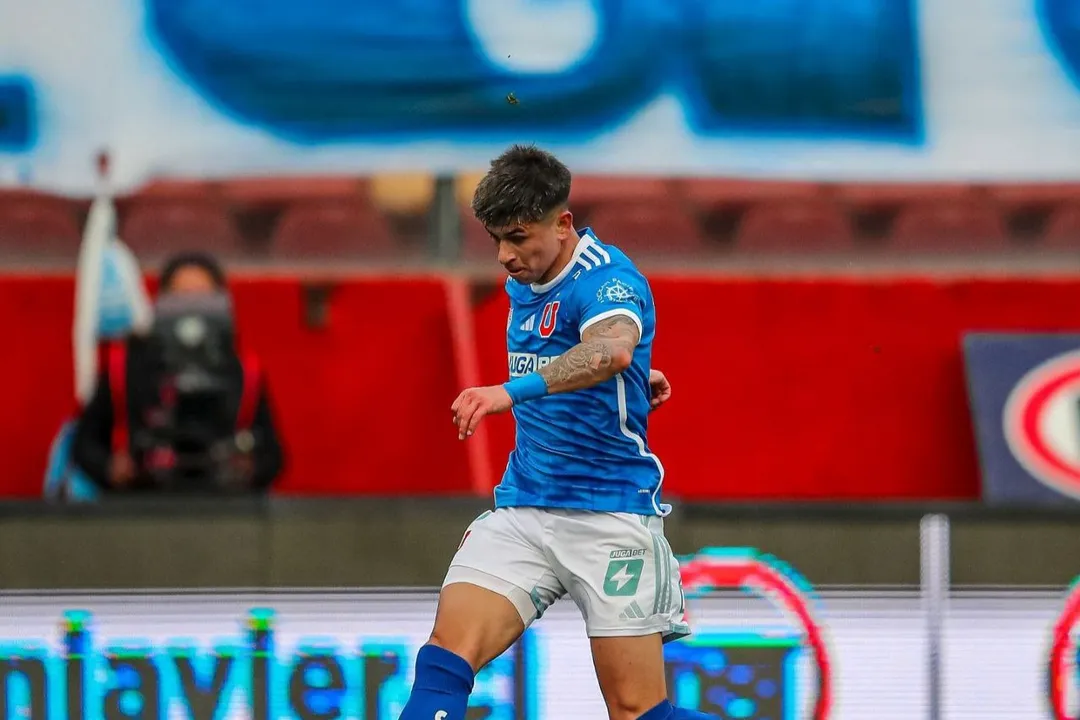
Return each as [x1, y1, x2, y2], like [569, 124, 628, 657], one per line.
[137, 178, 220, 199]
[986, 183, 1080, 241]
[585, 199, 707, 256]
[570, 176, 672, 205]
[270, 200, 397, 258]
[121, 197, 244, 259]
[888, 200, 1009, 251]
[371, 173, 435, 215]
[673, 179, 825, 245]
[221, 176, 365, 206]
[834, 182, 975, 208]
[986, 183, 1080, 210]
[835, 182, 979, 241]
[736, 200, 853, 252]
[1040, 203, 1080, 249]
[676, 178, 822, 210]
[0, 191, 80, 257]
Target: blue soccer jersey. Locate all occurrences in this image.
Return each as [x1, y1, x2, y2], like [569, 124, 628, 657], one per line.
[496, 228, 668, 516]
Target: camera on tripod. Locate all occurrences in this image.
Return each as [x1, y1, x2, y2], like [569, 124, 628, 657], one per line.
[137, 292, 250, 490]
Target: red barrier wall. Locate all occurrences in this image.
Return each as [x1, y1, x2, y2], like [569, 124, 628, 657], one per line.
[1, 275, 470, 498]
[475, 276, 1080, 501]
[229, 278, 470, 496]
[0, 278, 79, 494]
[6, 273, 1080, 500]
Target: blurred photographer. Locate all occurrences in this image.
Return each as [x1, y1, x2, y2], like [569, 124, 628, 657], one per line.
[73, 253, 284, 494]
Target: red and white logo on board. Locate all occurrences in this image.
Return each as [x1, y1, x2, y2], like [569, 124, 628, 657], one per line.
[538, 301, 561, 339]
[1004, 349, 1080, 500]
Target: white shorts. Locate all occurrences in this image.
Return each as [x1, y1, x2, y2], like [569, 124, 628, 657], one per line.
[444, 507, 691, 642]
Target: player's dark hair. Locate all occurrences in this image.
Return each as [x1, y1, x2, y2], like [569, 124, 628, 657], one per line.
[472, 145, 572, 228]
[159, 251, 228, 292]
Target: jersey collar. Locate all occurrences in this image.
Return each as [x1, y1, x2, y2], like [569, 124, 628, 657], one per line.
[529, 229, 594, 294]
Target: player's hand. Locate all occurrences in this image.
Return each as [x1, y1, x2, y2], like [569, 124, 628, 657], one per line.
[649, 369, 672, 411]
[451, 385, 513, 440]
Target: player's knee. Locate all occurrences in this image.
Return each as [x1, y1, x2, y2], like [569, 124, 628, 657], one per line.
[627, 700, 719, 720]
[606, 695, 668, 720]
[631, 700, 673, 720]
[427, 629, 486, 672]
[427, 631, 473, 667]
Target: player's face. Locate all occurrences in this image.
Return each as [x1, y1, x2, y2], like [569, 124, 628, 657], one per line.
[487, 209, 574, 285]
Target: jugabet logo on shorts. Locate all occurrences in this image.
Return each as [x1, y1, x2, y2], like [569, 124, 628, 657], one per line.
[604, 557, 645, 597]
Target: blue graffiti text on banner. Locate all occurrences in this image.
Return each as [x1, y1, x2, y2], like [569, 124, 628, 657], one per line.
[0, 77, 35, 151]
[0, 610, 538, 719]
[1039, 0, 1080, 91]
[683, 0, 922, 140]
[146, 0, 922, 143]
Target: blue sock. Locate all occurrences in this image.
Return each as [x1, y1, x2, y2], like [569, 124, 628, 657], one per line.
[638, 700, 674, 719]
[398, 644, 475, 720]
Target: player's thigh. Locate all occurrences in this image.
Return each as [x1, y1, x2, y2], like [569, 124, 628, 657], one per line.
[547, 511, 689, 643]
[589, 633, 667, 719]
[428, 582, 524, 672]
[436, 508, 565, 670]
[547, 512, 687, 715]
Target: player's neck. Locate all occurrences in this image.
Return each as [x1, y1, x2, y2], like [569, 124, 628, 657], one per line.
[536, 227, 580, 286]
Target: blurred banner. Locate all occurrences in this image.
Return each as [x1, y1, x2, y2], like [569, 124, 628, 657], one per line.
[0, 588, 1072, 718]
[964, 334, 1080, 506]
[5, 0, 1080, 191]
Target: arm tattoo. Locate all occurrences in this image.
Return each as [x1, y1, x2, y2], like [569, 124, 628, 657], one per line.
[538, 315, 640, 394]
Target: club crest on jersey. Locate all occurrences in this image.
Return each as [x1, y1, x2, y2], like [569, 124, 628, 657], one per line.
[598, 278, 636, 304]
[539, 301, 561, 338]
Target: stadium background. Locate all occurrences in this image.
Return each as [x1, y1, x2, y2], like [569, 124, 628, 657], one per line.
[4, 0, 1080, 717]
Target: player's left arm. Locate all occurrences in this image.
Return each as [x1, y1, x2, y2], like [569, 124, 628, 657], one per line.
[543, 315, 673, 408]
[452, 269, 663, 439]
[450, 317, 640, 440]
[535, 314, 639, 393]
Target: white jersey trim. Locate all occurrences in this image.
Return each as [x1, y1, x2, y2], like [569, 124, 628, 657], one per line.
[529, 232, 612, 294]
[579, 308, 643, 344]
[615, 373, 670, 516]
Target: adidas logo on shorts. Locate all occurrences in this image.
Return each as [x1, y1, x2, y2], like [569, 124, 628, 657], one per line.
[619, 601, 647, 620]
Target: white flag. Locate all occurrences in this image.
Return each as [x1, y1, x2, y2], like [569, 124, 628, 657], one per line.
[72, 194, 152, 406]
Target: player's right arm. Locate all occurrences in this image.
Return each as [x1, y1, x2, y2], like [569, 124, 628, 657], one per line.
[649, 368, 672, 411]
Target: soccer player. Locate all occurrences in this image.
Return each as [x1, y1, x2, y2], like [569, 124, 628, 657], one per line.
[398, 146, 715, 720]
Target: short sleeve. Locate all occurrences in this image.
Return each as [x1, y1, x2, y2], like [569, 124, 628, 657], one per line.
[576, 267, 647, 343]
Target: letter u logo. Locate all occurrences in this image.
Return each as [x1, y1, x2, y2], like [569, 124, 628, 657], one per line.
[539, 301, 560, 338]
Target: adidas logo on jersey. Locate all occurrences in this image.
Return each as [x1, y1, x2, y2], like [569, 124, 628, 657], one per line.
[517, 301, 560, 336]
